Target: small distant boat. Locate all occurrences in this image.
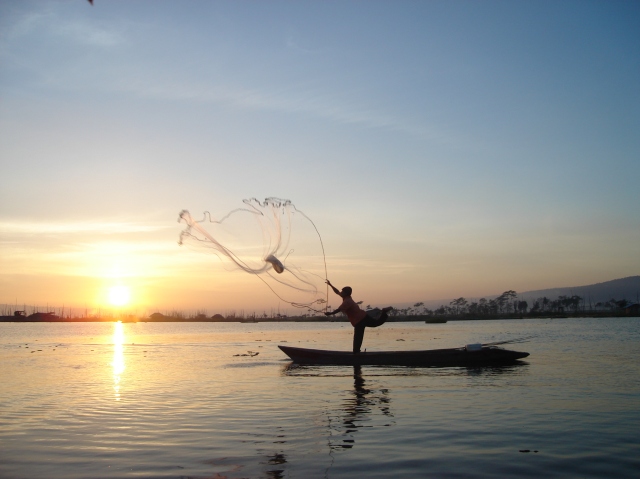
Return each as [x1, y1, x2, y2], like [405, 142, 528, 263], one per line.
[28, 312, 60, 321]
[278, 344, 529, 367]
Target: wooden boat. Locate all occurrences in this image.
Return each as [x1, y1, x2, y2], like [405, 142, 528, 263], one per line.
[278, 344, 529, 367]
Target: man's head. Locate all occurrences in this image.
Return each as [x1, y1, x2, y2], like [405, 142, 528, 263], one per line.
[340, 286, 352, 298]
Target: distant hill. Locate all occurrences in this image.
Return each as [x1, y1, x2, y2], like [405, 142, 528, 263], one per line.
[517, 276, 640, 306]
[410, 276, 640, 310]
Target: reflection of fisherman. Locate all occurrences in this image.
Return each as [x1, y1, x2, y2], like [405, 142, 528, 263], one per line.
[328, 365, 394, 450]
[324, 280, 393, 353]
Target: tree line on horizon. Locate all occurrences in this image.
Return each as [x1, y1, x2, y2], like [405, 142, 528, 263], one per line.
[378, 290, 638, 318]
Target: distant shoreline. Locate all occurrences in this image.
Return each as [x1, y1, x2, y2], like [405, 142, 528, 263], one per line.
[1, 311, 637, 323]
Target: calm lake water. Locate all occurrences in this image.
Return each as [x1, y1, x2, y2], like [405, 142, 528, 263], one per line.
[1, 318, 639, 478]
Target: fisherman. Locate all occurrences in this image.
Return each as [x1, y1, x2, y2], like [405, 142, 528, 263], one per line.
[324, 280, 393, 353]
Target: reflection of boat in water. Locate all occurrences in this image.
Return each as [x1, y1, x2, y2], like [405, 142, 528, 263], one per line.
[279, 344, 529, 367]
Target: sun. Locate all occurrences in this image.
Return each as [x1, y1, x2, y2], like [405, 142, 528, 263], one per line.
[108, 285, 131, 307]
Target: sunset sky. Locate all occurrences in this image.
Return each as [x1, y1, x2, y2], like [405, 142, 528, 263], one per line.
[1, 0, 638, 315]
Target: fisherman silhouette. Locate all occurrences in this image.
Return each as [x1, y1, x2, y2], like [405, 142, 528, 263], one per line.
[324, 280, 393, 353]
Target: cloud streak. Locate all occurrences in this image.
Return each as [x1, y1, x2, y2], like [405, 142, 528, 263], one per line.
[0, 221, 169, 235]
[120, 77, 452, 142]
[3, 7, 125, 48]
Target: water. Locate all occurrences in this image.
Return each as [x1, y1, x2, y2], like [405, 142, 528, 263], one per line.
[1, 318, 638, 478]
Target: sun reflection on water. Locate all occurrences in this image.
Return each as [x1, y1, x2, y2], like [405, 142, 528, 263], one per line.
[112, 321, 125, 400]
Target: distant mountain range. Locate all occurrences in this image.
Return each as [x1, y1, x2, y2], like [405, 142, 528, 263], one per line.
[417, 276, 640, 310]
[516, 276, 640, 306]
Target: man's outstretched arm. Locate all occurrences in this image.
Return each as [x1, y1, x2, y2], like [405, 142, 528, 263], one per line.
[326, 280, 341, 296]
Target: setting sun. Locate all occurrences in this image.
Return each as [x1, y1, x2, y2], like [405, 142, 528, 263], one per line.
[108, 285, 131, 307]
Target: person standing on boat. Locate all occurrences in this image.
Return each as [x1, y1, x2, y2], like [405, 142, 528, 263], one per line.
[324, 280, 393, 353]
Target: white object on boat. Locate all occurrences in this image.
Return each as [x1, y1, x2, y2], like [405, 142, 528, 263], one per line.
[465, 343, 483, 352]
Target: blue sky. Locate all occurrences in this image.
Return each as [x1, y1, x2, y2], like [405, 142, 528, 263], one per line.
[1, 0, 639, 313]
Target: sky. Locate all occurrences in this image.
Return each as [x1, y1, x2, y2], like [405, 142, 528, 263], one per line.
[1, 0, 639, 315]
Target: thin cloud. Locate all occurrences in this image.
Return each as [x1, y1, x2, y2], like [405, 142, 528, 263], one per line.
[0, 221, 169, 235]
[3, 6, 124, 48]
[123, 78, 450, 142]
[52, 20, 124, 48]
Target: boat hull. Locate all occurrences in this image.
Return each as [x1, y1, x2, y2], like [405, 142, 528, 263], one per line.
[278, 345, 529, 367]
